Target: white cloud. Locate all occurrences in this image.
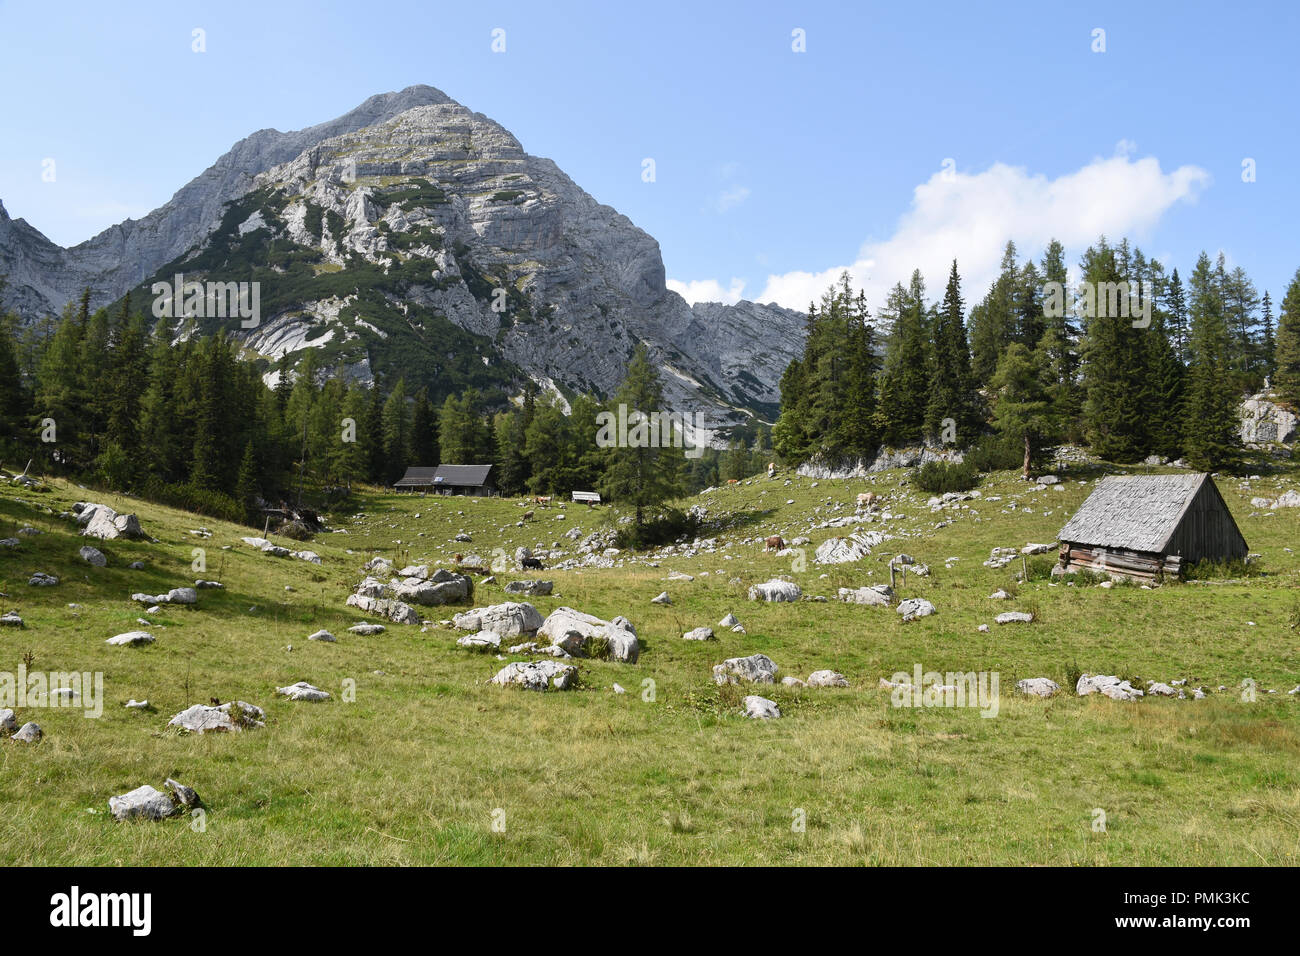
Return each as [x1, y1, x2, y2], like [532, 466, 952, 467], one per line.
[715, 184, 750, 213]
[753, 148, 1210, 313]
[667, 276, 747, 305]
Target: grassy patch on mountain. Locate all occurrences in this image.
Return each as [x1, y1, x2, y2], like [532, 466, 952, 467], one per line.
[1, 460, 1297, 865]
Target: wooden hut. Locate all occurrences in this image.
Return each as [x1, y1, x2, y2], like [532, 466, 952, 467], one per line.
[1055, 473, 1247, 581]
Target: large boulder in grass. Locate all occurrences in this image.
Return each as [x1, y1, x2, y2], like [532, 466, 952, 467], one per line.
[896, 598, 936, 622]
[1016, 677, 1060, 698]
[837, 584, 894, 606]
[713, 653, 779, 685]
[345, 593, 422, 625]
[814, 531, 885, 565]
[505, 579, 553, 597]
[488, 660, 578, 691]
[167, 701, 265, 734]
[453, 602, 544, 638]
[109, 785, 178, 822]
[535, 607, 639, 663]
[743, 695, 781, 719]
[1076, 674, 1144, 701]
[81, 505, 147, 541]
[747, 579, 802, 602]
[394, 569, 473, 606]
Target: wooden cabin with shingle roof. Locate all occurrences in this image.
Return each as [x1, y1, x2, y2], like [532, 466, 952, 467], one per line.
[1055, 473, 1247, 581]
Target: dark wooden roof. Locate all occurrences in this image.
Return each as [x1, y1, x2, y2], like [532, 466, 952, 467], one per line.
[394, 466, 439, 487]
[432, 464, 493, 486]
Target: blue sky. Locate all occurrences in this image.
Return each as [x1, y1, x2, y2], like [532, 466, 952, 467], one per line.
[2, 0, 1297, 311]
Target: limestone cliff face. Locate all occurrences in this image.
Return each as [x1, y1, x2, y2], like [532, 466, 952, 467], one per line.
[0, 85, 804, 428]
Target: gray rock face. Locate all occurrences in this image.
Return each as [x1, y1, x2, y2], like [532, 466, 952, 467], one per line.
[457, 630, 502, 651]
[345, 593, 422, 625]
[1, 86, 804, 426]
[28, 572, 58, 587]
[488, 660, 577, 691]
[1239, 392, 1298, 445]
[713, 653, 779, 685]
[815, 531, 885, 564]
[747, 579, 801, 602]
[0, 709, 16, 732]
[79, 545, 107, 566]
[109, 785, 178, 822]
[743, 695, 781, 719]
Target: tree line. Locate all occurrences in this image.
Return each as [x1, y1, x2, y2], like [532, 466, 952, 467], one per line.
[0, 283, 753, 526]
[773, 237, 1300, 475]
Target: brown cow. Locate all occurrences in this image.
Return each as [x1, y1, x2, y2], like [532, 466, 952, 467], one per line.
[727, 479, 739, 485]
[764, 535, 785, 552]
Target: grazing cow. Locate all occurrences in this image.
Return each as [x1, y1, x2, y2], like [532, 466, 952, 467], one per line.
[767, 461, 777, 478]
[764, 535, 785, 552]
[452, 553, 463, 565]
[522, 510, 535, 520]
[521, 556, 544, 570]
[857, 492, 877, 509]
[534, 495, 552, 505]
[727, 478, 739, 485]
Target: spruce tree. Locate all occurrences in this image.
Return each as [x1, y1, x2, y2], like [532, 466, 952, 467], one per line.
[924, 260, 980, 444]
[1182, 252, 1241, 471]
[1274, 269, 1300, 405]
[599, 345, 683, 527]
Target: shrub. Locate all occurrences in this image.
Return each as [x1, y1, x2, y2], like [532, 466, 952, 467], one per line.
[966, 432, 1024, 473]
[913, 460, 980, 494]
[613, 508, 701, 550]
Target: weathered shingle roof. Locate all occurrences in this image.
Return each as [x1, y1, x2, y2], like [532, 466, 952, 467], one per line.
[394, 466, 439, 487]
[1057, 474, 1207, 552]
[433, 464, 493, 486]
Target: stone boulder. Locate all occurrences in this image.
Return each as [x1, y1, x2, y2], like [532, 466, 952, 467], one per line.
[109, 785, 178, 822]
[536, 607, 639, 663]
[276, 681, 331, 701]
[393, 569, 473, 606]
[457, 631, 502, 651]
[713, 653, 779, 685]
[743, 695, 781, 719]
[815, 531, 886, 565]
[504, 579, 553, 597]
[1076, 674, 1144, 701]
[81, 505, 147, 541]
[747, 579, 802, 602]
[837, 584, 894, 606]
[897, 598, 936, 622]
[168, 701, 265, 733]
[307, 629, 336, 642]
[807, 670, 849, 688]
[488, 660, 578, 691]
[453, 602, 544, 638]
[106, 630, 154, 646]
[1016, 677, 1059, 697]
[11, 721, 43, 742]
[682, 626, 715, 641]
[995, 611, 1034, 624]
[347, 623, 385, 635]
[0, 709, 16, 732]
[79, 545, 107, 567]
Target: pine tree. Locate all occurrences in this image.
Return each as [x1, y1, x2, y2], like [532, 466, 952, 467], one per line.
[877, 277, 930, 445]
[381, 378, 411, 483]
[599, 345, 683, 527]
[990, 342, 1055, 478]
[1275, 269, 1300, 406]
[1259, 290, 1276, 385]
[1182, 252, 1241, 471]
[924, 260, 980, 444]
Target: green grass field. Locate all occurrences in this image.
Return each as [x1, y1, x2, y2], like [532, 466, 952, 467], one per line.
[1, 462, 1297, 865]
